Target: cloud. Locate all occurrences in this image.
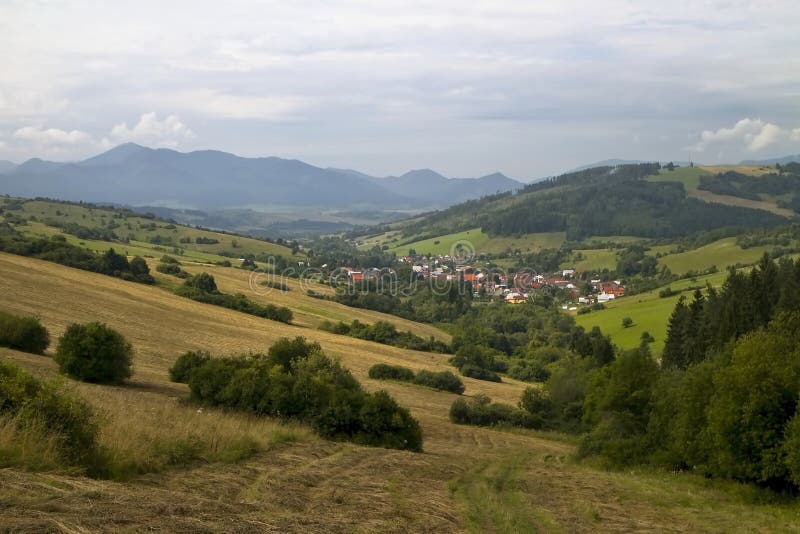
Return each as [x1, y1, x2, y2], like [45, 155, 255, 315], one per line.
[690, 118, 785, 153]
[109, 112, 195, 147]
[13, 126, 92, 147]
[792, 128, 800, 142]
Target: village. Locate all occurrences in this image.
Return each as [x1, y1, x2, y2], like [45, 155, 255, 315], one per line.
[343, 252, 626, 308]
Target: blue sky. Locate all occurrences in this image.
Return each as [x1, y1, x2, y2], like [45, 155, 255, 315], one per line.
[1, 0, 799, 179]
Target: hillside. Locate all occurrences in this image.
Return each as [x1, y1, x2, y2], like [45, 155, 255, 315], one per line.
[386, 163, 792, 242]
[3, 252, 800, 531]
[0, 143, 522, 212]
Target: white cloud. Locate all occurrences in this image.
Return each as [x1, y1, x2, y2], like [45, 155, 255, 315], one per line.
[792, 128, 800, 142]
[109, 112, 195, 147]
[690, 118, 785, 153]
[13, 126, 92, 147]
[748, 123, 783, 152]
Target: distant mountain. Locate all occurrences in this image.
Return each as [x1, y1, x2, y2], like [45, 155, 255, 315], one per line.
[740, 154, 800, 166]
[0, 143, 522, 211]
[373, 169, 520, 204]
[0, 161, 17, 174]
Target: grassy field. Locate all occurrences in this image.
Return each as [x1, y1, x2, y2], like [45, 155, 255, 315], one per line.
[653, 237, 778, 275]
[575, 271, 727, 355]
[384, 227, 566, 256]
[1, 253, 799, 531]
[647, 167, 711, 191]
[564, 248, 619, 272]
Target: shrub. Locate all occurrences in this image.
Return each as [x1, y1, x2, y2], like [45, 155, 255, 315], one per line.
[0, 360, 100, 470]
[186, 338, 423, 452]
[449, 394, 538, 428]
[0, 311, 50, 354]
[413, 370, 465, 394]
[55, 322, 133, 383]
[368, 363, 415, 381]
[169, 350, 211, 383]
[460, 364, 501, 382]
[507, 359, 550, 382]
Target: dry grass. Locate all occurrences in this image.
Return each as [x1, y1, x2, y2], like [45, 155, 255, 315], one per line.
[688, 188, 794, 217]
[699, 165, 775, 177]
[1, 252, 800, 532]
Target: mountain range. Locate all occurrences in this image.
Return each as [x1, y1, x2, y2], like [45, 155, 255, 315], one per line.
[0, 143, 521, 211]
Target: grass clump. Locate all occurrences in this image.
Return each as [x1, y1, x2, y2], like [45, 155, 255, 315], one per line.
[0, 311, 50, 355]
[0, 360, 100, 473]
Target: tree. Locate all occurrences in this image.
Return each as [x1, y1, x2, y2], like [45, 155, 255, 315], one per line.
[55, 322, 133, 383]
[704, 312, 800, 486]
[622, 317, 634, 328]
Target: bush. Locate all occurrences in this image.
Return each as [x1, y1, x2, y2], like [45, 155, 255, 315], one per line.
[449, 394, 538, 428]
[0, 311, 50, 354]
[55, 323, 133, 383]
[413, 370, 465, 394]
[368, 363, 415, 382]
[186, 338, 423, 451]
[460, 364, 501, 382]
[0, 360, 100, 470]
[169, 350, 211, 383]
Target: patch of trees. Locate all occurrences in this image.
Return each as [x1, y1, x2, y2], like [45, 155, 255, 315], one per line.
[320, 320, 451, 353]
[661, 253, 796, 370]
[0, 233, 154, 284]
[368, 363, 465, 393]
[43, 220, 118, 242]
[175, 273, 293, 324]
[448, 301, 614, 386]
[169, 338, 423, 451]
[483, 179, 784, 239]
[195, 236, 220, 245]
[699, 169, 800, 211]
[579, 255, 800, 490]
[333, 279, 473, 324]
[0, 312, 50, 354]
[155, 255, 189, 278]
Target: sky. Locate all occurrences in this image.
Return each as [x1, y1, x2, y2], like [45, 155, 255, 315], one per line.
[1, 0, 799, 180]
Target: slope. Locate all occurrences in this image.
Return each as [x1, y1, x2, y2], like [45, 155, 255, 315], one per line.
[1, 253, 799, 531]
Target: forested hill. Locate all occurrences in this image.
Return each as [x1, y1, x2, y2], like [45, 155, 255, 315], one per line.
[396, 163, 790, 240]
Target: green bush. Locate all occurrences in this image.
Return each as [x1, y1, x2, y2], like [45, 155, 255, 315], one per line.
[169, 350, 211, 383]
[186, 338, 423, 452]
[449, 394, 539, 428]
[460, 364, 501, 382]
[0, 311, 50, 354]
[368, 363, 415, 382]
[413, 370, 465, 394]
[55, 322, 133, 384]
[176, 273, 293, 324]
[0, 360, 100, 470]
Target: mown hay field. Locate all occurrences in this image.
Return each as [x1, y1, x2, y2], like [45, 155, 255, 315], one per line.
[1, 252, 799, 532]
